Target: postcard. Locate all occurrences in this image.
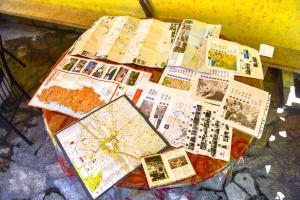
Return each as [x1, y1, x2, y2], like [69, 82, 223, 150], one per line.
[55, 96, 168, 199]
[142, 148, 195, 188]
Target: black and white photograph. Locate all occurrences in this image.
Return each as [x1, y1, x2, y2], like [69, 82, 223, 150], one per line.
[223, 97, 259, 129]
[144, 155, 169, 182]
[195, 77, 228, 102]
[168, 156, 188, 169]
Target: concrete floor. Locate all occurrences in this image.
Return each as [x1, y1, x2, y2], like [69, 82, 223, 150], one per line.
[0, 19, 299, 200]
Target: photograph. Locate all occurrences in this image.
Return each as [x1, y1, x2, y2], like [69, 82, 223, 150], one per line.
[223, 97, 259, 129]
[139, 99, 154, 118]
[72, 60, 87, 72]
[144, 155, 169, 182]
[195, 77, 227, 102]
[103, 66, 118, 80]
[92, 64, 108, 78]
[114, 67, 129, 83]
[208, 50, 237, 71]
[153, 104, 168, 129]
[126, 71, 140, 86]
[82, 61, 98, 74]
[168, 155, 188, 169]
[162, 77, 191, 90]
[62, 58, 78, 71]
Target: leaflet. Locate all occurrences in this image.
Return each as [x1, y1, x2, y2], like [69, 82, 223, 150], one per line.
[217, 80, 270, 138]
[142, 148, 195, 188]
[203, 37, 264, 79]
[56, 55, 152, 99]
[28, 70, 119, 118]
[185, 102, 233, 161]
[168, 19, 221, 70]
[69, 16, 179, 68]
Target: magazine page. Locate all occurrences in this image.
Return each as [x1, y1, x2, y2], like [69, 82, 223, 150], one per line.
[203, 37, 264, 79]
[28, 70, 119, 118]
[185, 101, 233, 161]
[168, 19, 221, 70]
[217, 80, 270, 138]
[158, 66, 195, 91]
[55, 96, 168, 199]
[191, 69, 233, 105]
[69, 16, 179, 68]
[162, 148, 195, 182]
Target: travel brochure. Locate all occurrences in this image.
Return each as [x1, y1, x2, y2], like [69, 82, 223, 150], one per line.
[69, 16, 179, 68]
[142, 148, 195, 188]
[28, 15, 271, 199]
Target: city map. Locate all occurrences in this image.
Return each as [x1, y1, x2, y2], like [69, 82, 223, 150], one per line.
[55, 96, 168, 199]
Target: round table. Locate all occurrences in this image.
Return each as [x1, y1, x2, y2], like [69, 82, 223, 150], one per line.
[42, 68, 261, 188]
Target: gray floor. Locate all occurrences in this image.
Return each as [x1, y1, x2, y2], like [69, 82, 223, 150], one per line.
[0, 20, 299, 200]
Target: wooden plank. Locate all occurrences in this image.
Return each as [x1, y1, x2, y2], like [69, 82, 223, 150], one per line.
[0, 0, 102, 29]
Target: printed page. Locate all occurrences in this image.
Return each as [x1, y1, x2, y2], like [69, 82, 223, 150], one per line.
[158, 66, 195, 91]
[55, 55, 152, 99]
[191, 69, 233, 105]
[185, 101, 233, 161]
[142, 154, 172, 188]
[203, 37, 264, 79]
[28, 70, 119, 118]
[168, 19, 221, 70]
[69, 16, 178, 68]
[158, 97, 194, 147]
[55, 96, 168, 199]
[217, 80, 270, 138]
[162, 148, 195, 182]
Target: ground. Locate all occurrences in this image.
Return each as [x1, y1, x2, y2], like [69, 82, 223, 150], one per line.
[0, 19, 299, 200]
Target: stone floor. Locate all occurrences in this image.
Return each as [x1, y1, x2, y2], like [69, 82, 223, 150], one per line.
[0, 20, 299, 200]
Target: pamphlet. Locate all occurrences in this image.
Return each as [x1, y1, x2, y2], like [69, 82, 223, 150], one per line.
[142, 148, 195, 188]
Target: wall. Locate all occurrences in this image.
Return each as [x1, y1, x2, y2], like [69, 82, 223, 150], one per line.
[30, 0, 300, 69]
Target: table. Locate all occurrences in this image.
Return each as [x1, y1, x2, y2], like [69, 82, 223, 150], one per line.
[42, 58, 262, 188]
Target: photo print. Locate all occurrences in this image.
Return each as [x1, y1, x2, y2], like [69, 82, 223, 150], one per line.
[62, 58, 78, 71]
[82, 61, 98, 74]
[168, 156, 188, 169]
[144, 155, 169, 182]
[72, 60, 87, 72]
[92, 64, 108, 78]
[103, 66, 118, 80]
[114, 67, 129, 83]
[126, 71, 140, 86]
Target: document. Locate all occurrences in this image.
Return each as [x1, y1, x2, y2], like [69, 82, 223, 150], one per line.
[142, 148, 195, 188]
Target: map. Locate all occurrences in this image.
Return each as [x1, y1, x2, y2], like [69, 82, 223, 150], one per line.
[69, 16, 179, 68]
[29, 70, 119, 118]
[55, 96, 168, 199]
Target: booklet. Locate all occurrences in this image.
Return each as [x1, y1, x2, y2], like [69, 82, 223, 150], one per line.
[203, 37, 264, 79]
[141, 148, 195, 188]
[191, 69, 233, 105]
[55, 96, 168, 199]
[29, 70, 119, 118]
[185, 101, 233, 161]
[168, 19, 221, 70]
[68, 16, 179, 68]
[158, 66, 195, 91]
[217, 80, 271, 138]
